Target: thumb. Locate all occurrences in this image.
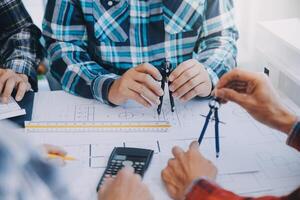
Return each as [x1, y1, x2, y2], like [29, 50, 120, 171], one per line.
[215, 88, 246, 105]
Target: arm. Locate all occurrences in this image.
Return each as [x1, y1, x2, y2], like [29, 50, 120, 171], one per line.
[196, 0, 239, 86]
[161, 141, 299, 200]
[43, 0, 118, 104]
[214, 69, 299, 151]
[0, 0, 42, 91]
[168, 0, 238, 101]
[187, 179, 295, 200]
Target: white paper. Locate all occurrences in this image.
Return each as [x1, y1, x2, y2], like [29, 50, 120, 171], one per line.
[0, 97, 26, 120]
[28, 91, 300, 199]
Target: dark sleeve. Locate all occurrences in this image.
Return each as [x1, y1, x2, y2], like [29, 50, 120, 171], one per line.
[0, 0, 42, 91]
[287, 121, 300, 151]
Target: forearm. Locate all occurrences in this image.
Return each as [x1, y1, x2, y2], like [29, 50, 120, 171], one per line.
[47, 41, 119, 103]
[271, 108, 298, 135]
[0, 0, 42, 91]
[196, 0, 238, 86]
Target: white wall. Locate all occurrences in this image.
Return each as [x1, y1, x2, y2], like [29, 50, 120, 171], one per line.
[22, 0, 46, 29]
[235, 0, 300, 70]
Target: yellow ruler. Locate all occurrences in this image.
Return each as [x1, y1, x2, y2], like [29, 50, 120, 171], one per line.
[25, 121, 171, 132]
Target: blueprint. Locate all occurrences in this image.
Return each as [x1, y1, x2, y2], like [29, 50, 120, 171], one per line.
[28, 91, 300, 200]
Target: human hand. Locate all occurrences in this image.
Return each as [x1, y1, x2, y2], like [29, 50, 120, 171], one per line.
[0, 69, 31, 103]
[42, 144, 67, 166]
[215, 69, 297, 134]
[161, 141, 217, 200]
[108, 63, 164, 107]
[169, 59, 212, 102]
[98, 167, 153, 200]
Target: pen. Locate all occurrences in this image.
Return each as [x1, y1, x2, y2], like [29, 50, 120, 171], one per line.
[47, 153, 76, 161]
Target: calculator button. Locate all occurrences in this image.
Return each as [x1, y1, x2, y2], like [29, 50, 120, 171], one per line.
[122, 160, 134, 167]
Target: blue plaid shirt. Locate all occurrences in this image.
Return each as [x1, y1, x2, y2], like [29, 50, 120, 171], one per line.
[0, 0, 42, 91]
[0, 129, 73, 200]
[43, 0, 238, 104]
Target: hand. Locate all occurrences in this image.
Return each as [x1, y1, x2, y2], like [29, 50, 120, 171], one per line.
[215, 69, 297, 134]
[161, 141, 217, 200]
[169, 59, 212, 102]
[42, 144, 67, 166]
[98, 167, 153, 200]
[0, 69, 31, 103]
[108, 63, 164, 107]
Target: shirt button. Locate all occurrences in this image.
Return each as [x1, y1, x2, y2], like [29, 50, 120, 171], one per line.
[108, 1, 113, 6]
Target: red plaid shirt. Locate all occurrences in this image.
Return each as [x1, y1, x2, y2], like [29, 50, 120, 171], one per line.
[187, 121, 300, 200]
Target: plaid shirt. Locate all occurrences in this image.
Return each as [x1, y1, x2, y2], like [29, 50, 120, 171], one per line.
[187, 121, 300, 200]
[43, 0, 238, 104]
[0, 129, 73, 200]
[0, 0, 42, 91]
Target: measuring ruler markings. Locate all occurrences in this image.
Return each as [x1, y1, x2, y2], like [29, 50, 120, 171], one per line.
[25, 121, 171, 132]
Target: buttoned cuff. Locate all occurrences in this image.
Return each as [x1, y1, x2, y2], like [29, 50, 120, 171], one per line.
[92, 75, 119, 106]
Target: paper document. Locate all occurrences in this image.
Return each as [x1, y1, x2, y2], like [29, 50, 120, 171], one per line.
[0, 97, 26, 120]
[27, 91, 300, 199]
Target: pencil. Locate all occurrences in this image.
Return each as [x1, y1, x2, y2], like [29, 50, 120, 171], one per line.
[47, 153, 76, 161]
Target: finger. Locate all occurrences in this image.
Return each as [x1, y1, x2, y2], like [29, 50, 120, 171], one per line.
[0, 69, 15, 93]
[0, 69, 5, 76]
[118, 166, 135, 178]
[189, 141, 200, 150]
[136, 63, 162, 81]
[169, 65, 200, 92]
[127, 89, 151, 107]
[172, 146, 185, 159]
[182, 81, 212, 101]
[172, 75, 203, 98]
[165, 184, 178, 200]
[215, 88, 248, 105]
[161, 168, 175, 184]
[1, 77, 16, 103]
[134, 73, 164, 96]
[99, 178, 114, 193]
[169, 59, 197, 82]
[129, 81, 160, 105]
[15, 81, 27, 102]
[216, 69, 256, 89]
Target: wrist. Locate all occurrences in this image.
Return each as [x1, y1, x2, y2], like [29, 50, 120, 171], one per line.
[108, 79, 125, 106]
[274, 108, 297, 134]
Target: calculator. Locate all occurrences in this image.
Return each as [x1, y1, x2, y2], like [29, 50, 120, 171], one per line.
[96, 147, 154, 191]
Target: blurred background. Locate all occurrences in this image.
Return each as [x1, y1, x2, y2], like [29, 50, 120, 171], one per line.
[22, 0, 300, 110]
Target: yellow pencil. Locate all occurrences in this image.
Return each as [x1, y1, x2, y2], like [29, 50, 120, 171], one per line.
[47, 153, 76, 161]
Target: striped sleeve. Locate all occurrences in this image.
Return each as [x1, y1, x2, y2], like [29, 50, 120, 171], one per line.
[42, 0, 118, 104]
[196, 0, 239, 86]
